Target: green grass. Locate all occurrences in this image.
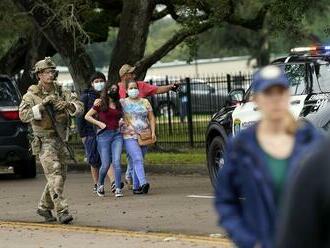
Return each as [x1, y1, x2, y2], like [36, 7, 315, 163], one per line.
[156, 121, 209, 142]
[75, 149, 206, 165]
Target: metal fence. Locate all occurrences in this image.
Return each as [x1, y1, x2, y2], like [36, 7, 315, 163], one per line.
[148, 73, 252, 150]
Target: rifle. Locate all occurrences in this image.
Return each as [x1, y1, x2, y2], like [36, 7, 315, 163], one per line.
[44, 103, 77, 164]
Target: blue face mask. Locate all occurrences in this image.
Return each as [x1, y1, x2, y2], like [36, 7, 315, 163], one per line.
[127, 88, 139, 98]
[93, 81, 105, 92]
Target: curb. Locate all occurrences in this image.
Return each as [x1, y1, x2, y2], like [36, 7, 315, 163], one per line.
[0, 221, 232, 247]
[36, 162, 209, 175]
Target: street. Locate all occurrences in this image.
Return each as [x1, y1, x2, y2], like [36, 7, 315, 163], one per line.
[0, 172, 231, 247]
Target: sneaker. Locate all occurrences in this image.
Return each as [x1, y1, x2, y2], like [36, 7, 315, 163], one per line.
[115, 188, 124, 197]
[97, 185, 105, 197]
[111, 181, 125, 193]
[36, 208, 57, 222]
[141, 183, 150, 194]
[133, 187, 143, 195]
[93, 184, 97, 193]
[58, 211, 73, 224]
[125, 177, 133, 190]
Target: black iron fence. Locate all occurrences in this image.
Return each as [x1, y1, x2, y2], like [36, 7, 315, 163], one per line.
[147, 73, 252, 150]
[70, 72, 253, 150]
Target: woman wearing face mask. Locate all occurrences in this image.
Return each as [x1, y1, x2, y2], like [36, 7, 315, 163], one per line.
[120, 80, 156, 194]
[77, 72, 112, 193]
[85, 83, 124, 197]
[215, 65, 322, 248]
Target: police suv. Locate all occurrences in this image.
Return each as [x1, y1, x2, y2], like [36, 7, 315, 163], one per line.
[206, 46, 330, 187]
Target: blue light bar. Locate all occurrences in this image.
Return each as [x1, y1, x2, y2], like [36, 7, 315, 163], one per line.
[291, 46, 330, 54]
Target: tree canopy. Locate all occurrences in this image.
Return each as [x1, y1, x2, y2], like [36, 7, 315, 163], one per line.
[0, 0, 329, 92]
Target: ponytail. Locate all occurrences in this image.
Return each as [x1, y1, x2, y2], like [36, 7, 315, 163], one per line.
[284, 111, 298, 135]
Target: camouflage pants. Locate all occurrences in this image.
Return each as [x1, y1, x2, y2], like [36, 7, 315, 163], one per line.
[37, 137, 68, 215]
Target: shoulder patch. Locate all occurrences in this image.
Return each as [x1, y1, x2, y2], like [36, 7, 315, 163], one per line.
[27, 85, 40, 94]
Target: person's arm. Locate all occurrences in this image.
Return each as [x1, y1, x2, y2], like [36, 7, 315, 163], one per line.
[215, 139, 258, 248]
[76, 93, 88, 138]
[19, 87, 55, 123]
[148, 110, 156, 140]
[62, 91, 84, 116]
[156, 85, 173, 94]
[19, 93, 40, 123]
[144, 98, 156, 139]
[84, 106, 106, 130]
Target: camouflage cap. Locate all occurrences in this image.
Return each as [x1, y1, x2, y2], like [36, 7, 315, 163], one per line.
[33, 57, 56, 73]
[119, 64, 136, 78]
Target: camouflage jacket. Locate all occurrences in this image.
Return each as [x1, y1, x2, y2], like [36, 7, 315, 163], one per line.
[19, 82, 83, 139]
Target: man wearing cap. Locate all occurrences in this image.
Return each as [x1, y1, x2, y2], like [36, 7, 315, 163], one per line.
[117, 64, 178, 186]
[19, 57, 83, 224]
[118, 64, 177, 98]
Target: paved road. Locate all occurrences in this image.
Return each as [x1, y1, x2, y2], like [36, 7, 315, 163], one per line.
[0, 172, 230, 247]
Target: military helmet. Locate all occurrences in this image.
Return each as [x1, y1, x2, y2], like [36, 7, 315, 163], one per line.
[33, 57, 56, 74]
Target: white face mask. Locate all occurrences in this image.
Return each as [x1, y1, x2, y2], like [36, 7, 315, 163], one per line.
[127, 88, 139, 98]
[93, 81, 105, 92]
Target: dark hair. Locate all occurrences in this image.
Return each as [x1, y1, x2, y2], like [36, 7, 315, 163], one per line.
[125, 79, 139, 89]
[90, 71, 106, 84]
[100, 83, 121, 112]
[125, 80, 139, 97]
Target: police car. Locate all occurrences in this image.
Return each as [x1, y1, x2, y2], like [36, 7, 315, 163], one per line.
[206, 46, 330, 187]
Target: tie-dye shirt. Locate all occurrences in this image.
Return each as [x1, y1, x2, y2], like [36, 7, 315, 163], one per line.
[120, 98, 153, 139]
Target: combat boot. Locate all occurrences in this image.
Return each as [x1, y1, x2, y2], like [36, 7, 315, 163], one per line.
[58, 211, 73, 224]
[36, 209, 57, 222]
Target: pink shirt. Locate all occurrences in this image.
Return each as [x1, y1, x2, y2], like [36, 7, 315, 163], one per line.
[92, 105, 122, 131]
[118, 81, 158, 99]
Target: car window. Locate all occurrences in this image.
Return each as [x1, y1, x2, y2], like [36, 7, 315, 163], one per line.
[313, 63, 330, 93]
[284, 64, 307, 95]
[191, 83, 211, 93]
[243, 63, 307, 100]
[0, 78, 20, 106]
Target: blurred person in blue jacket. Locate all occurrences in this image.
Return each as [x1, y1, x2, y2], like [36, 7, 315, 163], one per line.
[215, 65, 323, 248]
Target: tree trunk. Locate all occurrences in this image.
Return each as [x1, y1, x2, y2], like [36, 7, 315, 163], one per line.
[13, 0, 95, 93]
[19, 29, 56, 93]
[0, 29, 55, 93]
[256, 27, 270, 67]
[108, 0, 155, 83]
[0, 37, 28, 76]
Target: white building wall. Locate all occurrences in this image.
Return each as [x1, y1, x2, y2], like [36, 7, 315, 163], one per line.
[56, 56, 256, 86]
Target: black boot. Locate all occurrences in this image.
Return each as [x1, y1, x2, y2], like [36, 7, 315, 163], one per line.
[58, 211, 73, 224]
[141, 183, 150, 194]
[37, 209, 57, 222]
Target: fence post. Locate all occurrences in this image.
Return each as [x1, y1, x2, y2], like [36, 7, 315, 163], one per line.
[165, 76, 173, 135]
[185, 77, 194, 147]
[149, 79, 157, 113]
[226, 74, 232, 93]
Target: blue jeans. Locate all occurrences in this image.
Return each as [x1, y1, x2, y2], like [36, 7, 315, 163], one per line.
[124, 138, 147, 190]
[125, 155, 133, 179]
[97, 130, 123, 188]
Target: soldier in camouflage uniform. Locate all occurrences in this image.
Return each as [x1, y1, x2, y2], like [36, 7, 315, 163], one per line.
[19, 57, 83, 224]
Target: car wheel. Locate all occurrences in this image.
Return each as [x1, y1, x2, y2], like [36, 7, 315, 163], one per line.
[207, 136, 225, 188]
[14, 156, 37, 178]
[158, 104, 175, 117]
